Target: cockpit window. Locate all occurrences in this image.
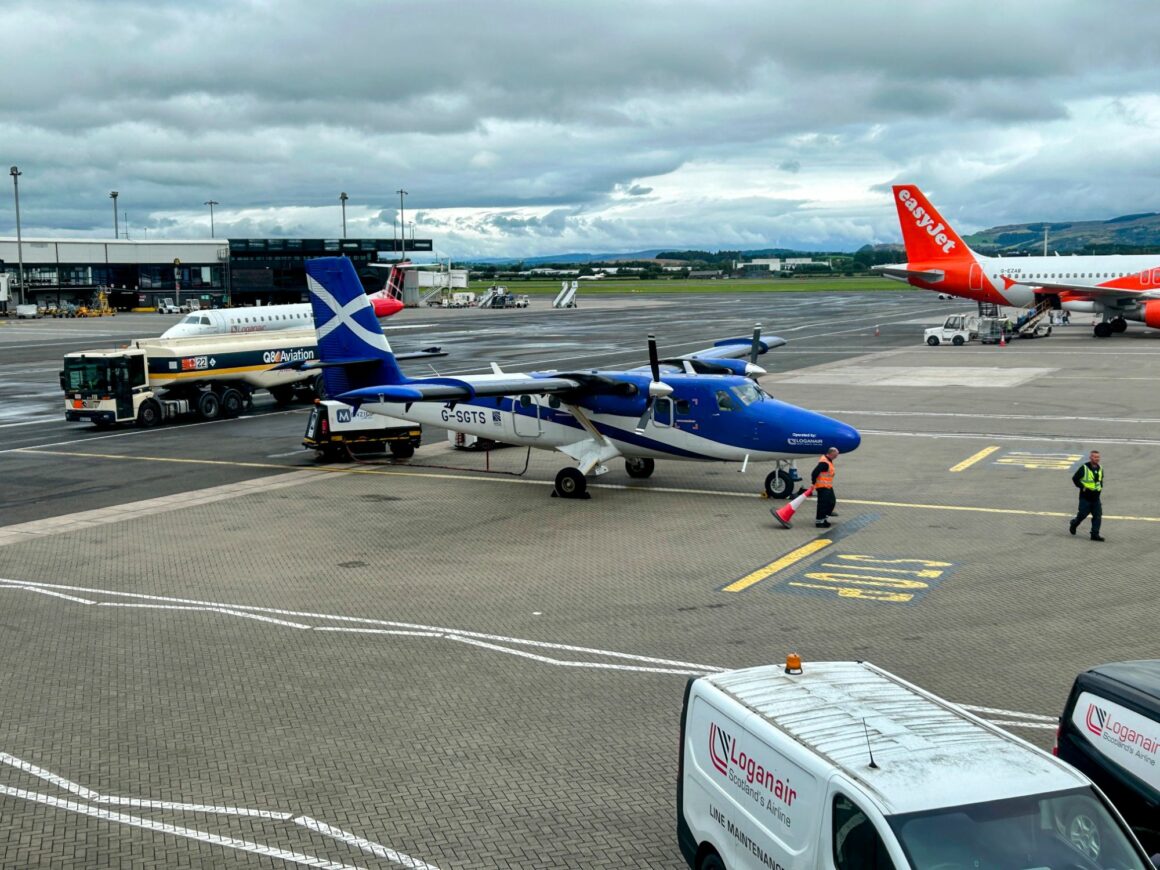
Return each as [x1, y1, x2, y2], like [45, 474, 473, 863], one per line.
[199, 316, 211, 325]
[731, 383, 764, 406]
[181, 314, 199, 324]
[716, 390, 735, 411]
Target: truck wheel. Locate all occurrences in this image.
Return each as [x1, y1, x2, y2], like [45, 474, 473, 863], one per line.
[926, 336, 939, 346]
[220, 388, 244, 418]
[554, 467, 588, 498]
[197, 390, 221, 421]
[764, 469, 794, 499]
[136, 399, 162, 428]
[625, 457, 655, 478]
[698, 853, 725, 870]
[952, 335, 965, 346]
[313, 373, 327, 400]
[389, 443, 416, 459]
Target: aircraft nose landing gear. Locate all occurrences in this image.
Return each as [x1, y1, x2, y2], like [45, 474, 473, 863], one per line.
[553, 467, 590, 499]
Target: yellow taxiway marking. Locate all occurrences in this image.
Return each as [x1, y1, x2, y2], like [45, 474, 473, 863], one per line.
[949, 445, 1000, 472]
[17, 449, 1160, 524]
[723, 539, 833, 593]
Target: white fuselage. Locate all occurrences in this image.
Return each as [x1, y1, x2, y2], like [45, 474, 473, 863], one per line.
[162, 305, 315, 338]
[966, 252, 1160, 311]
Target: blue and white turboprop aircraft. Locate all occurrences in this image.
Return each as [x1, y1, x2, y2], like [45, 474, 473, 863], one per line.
[303, 257, 861, 499]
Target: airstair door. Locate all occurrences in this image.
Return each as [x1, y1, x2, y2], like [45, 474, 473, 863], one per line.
[512, 395, 542, 438]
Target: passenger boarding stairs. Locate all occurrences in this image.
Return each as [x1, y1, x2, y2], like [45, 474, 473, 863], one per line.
[553, 281, 579, 309]
[477, 287, 501, 308]
[1013, 298, 1055, 336]
[420, 285, 445, 306]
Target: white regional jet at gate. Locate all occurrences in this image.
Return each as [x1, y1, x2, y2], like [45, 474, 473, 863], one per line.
[874, 184, 1160, 337]
[161, 263, 407, 338]
[301, 256, 861, 500]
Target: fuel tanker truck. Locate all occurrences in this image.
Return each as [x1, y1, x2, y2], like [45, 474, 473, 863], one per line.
[61, 328, 442, 428]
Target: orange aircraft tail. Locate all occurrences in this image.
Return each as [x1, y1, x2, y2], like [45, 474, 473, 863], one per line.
[891, 185, 971, 263]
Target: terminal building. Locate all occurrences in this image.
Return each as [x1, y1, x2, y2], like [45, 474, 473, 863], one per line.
[0, 236, 433, 311]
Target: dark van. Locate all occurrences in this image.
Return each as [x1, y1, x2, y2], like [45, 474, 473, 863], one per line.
[1056, 660, 1160, 853]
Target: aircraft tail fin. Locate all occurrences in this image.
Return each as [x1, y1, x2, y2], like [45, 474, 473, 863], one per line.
[891, 185, 971, 262]
[304, 257, 406, 396]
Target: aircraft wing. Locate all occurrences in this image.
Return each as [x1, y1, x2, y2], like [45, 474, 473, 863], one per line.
[338, 373, 582, 404]
[872, 264, 946, 283]
[1032, 281, 1160, 301]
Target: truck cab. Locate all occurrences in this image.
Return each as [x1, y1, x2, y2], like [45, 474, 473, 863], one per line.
[62, 349, 149, 427]
[924, 313, 979, 346]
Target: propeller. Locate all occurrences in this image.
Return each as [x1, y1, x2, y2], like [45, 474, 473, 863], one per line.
[635, 333, 673, 432]
[746, 322, 767, 380]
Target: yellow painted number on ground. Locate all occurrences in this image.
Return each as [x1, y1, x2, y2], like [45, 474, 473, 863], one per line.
[788, 554, 951, 604]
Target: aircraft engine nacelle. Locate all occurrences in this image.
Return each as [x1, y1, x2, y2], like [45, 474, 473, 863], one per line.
[1144, 300, 1160, 329]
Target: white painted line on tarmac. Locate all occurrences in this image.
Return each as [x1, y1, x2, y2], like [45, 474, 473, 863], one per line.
[0, 752, 440, 870]
[0, 576, 1056, 726]
[860, 428, 1160, 447]
[296, 817, 442, 870]
[818, 408, 1160, 425]
[0, 786, 366, 869]
[957, 703, 1056, 722]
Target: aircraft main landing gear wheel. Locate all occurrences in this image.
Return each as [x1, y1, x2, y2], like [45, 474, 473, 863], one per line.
[1111, 317, 1128, 333]
[764, 469, 794, 500]
[554, 467, 589, 499]
[1093, 321, 1112, 338]
[625, 457, 655, 479]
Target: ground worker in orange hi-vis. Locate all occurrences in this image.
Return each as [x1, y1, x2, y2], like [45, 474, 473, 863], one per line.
[811, 447, 840, 528]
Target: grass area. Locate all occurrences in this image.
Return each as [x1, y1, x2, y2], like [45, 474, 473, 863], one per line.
[470, 276, 903, 295]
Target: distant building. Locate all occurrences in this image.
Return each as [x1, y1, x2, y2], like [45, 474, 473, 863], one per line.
[735, 257, 832, 273]
[0, 235, 433, 309]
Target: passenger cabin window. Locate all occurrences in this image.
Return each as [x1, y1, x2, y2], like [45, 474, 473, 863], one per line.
[833, 794, 896, 870]
[716, 390, 735, 411]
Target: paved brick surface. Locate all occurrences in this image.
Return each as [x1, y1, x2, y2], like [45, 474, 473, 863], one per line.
[1, 299, 1157, 867]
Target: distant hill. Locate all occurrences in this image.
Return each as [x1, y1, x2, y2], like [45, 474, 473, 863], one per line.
[965, 212, 1160, 254]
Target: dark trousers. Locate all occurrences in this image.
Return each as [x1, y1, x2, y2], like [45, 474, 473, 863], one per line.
[816, 487, 836, 522]
[1074, 494, 1102, 536]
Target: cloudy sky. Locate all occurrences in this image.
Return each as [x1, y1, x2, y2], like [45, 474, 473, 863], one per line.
[2, 0, 1159, 259]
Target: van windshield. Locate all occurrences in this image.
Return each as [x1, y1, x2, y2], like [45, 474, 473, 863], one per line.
[887, 787, 1148, 870]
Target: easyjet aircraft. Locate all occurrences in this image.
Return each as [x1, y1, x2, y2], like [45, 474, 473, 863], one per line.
[874, 185, 1160, 337]
[162, 262, 407, 338]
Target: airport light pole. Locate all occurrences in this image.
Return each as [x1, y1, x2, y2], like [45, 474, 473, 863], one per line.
[10, 167, 25, 306]
[110, 190, 119, 239]
[339, 192, 348, 238]
[204, 200, 219, 238]
[396, 188, 407, 259]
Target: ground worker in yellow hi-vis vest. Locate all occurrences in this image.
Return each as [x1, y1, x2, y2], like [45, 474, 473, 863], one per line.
[1069, 449, 1105, 542]
[811, 447, 840, 528]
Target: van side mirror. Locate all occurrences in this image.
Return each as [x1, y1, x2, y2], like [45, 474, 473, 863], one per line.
[58, 371, 67, 391]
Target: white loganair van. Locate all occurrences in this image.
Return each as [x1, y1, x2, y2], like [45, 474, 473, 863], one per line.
[678, 658, 1156, 870]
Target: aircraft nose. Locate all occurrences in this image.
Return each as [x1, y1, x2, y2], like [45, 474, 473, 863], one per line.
[827, 421, 861, 454]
